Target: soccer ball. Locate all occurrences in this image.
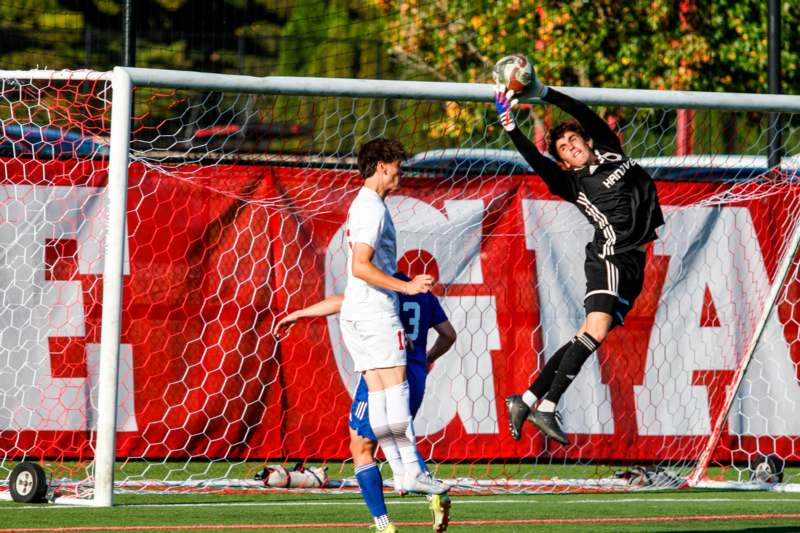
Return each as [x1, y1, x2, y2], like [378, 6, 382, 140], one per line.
[492, 54, 534, 94]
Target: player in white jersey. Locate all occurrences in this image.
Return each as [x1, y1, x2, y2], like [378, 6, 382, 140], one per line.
[341, 138, 448, 500]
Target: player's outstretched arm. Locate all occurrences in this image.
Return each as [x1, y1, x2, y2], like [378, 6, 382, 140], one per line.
[351, 242, 433, 295]
[542, 88, 623, 153]
[272, 294, 344, 337]
[426, 320, 457, 366]
[495, 86, 575, 201]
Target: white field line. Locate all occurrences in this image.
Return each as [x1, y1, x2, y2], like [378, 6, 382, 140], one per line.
[4, 496, 800, 511]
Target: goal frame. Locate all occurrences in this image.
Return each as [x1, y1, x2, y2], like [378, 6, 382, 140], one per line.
[3, 66, 800, 506]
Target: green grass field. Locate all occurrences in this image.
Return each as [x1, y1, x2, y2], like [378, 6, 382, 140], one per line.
[2, 489, 800, 532]
[2, 461, 799, 532]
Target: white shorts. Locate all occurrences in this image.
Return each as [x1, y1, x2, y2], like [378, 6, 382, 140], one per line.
[339, 316, 406, 372]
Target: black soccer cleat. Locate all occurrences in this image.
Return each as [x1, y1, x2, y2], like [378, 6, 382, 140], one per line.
[505, 394, 530, 441]
[530, 409, 571, 445]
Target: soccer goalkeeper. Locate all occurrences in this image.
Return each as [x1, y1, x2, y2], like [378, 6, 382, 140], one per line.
[496, 67, 664, 445]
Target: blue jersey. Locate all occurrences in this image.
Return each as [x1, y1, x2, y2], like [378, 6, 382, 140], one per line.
[349, 272, 449, 441]
[394, 272, 449, 369]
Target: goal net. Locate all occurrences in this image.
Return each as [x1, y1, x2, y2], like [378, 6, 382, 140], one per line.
[1, 68, 800, 503]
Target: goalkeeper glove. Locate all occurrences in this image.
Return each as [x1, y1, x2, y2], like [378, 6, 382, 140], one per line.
[495, 85, 518, 132]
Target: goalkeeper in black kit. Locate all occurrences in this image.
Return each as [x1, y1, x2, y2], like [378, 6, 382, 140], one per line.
[496, 68, 664, 445]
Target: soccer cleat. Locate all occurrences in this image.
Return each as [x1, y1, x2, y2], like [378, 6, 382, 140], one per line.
[429, 493, 451, 532]
[404, 471, 449, 495]
[505, 394, 530, 441]
[530, 409, 570, 445]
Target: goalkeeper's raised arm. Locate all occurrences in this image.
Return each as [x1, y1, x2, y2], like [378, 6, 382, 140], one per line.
[542, 88, 623, 155]
[495, 86, 576, 202]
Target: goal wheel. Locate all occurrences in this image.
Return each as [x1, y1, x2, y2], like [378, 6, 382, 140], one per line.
[9, 462, 48, 503]
[749, 454, 784, 484]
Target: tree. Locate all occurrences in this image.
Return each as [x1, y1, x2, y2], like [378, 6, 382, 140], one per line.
[381, 0, 799, 92]
[378, 0, 800, 148]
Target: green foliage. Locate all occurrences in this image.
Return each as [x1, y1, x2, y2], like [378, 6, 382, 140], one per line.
[0, 1, 387, 77]
[92, 0, 120, 16]
[136, 40, 193, 70]
[1, 0, 798, 156]
[379, 0, 799, 144]
[0, 0, 68, 25]
[4, 0, 795, 90]
[383, 0, 799, 93]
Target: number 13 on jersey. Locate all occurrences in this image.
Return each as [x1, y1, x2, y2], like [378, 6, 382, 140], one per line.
[402, 301, 420, 341]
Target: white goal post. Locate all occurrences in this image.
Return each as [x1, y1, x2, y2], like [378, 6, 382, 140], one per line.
[1, 66, 800, 506]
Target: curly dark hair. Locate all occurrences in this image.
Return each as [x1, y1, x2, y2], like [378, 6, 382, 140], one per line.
[357, 138, 407, 178]
[547, 120, 589, 162]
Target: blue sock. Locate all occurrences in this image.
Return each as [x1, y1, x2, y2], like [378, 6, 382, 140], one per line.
[355, 462, 388, 521]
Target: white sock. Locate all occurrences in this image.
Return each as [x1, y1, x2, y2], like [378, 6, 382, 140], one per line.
[538, 399, 556, 413]
[367, 390, 388, 434]
[368, 390, 404, 478]
[393, 473, 405, 493]
[374, 515, 390, 530]
[387, 456, 405, 482]
[384, 381, 422, 478]
[522, 390, 537, 408]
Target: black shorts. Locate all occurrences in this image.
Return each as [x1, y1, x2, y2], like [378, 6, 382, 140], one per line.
[583, 244, 647, 327]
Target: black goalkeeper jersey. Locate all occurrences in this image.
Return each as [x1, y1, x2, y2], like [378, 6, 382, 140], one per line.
[507, 88, 664, 257]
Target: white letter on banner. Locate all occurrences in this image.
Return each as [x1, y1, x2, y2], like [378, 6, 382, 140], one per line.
[732, 293, 800, 436]
[0, 186, 136, 431]
[521, 199, 614, 434]
[325, 196, 499, 435]
[636, 205, 800, 436]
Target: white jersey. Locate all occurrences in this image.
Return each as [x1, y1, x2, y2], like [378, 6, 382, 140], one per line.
[340, 187, 399, 320]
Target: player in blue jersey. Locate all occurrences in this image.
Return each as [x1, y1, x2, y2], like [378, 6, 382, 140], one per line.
[273, 272, 457, 532]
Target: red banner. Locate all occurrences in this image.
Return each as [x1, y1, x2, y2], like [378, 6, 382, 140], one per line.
[1, 158, 799, 464]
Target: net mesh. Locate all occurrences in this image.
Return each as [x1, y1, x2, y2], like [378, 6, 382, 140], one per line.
[1, 71, 800, 499]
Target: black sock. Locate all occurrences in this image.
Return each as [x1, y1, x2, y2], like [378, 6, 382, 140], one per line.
[528, 338, 576, 398]
[543, 333, 599, 405]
